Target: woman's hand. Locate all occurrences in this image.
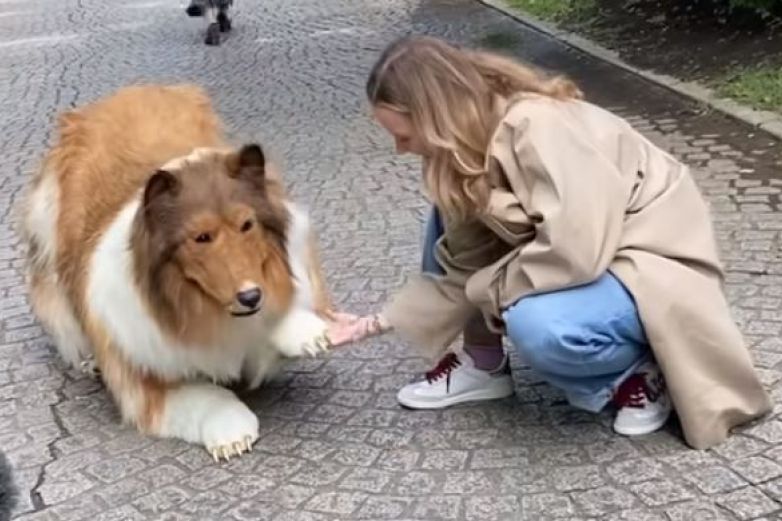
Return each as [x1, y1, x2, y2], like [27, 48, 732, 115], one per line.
[325, 313, 390, 347]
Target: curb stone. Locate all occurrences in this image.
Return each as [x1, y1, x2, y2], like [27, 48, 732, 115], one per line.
[476, 0, 782, 141]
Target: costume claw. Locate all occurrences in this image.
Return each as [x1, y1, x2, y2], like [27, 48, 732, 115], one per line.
[207, 436, 256, 463]
[79, 357, 100, 378]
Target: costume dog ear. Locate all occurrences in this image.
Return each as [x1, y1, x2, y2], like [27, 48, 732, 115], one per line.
[227, 143, 266, 186]
[142, 169, 181, 231]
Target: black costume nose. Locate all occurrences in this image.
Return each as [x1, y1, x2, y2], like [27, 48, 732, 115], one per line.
[236, 287, 262, 308]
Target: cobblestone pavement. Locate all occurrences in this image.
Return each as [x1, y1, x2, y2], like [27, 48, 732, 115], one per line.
[1, 0, 782, 519]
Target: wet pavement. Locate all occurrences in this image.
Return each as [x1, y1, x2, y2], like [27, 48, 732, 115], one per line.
[1, 0, 782, 519]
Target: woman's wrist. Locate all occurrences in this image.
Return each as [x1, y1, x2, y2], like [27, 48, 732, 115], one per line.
[370, 313, 392, 336]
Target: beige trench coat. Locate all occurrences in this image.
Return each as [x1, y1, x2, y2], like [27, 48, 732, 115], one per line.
[383, 93, 771, 449]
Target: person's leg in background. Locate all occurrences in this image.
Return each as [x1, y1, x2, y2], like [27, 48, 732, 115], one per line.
[185, 0, 206, 17]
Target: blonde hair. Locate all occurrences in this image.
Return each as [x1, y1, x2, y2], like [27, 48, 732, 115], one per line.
[366, 35, 583, 220]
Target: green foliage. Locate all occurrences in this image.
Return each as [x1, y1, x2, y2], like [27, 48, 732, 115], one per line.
[718, 66, 782, 111]
[505, 0, 596, 22]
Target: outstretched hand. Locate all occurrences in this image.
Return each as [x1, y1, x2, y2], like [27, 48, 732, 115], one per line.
[324, 312, 389, 347]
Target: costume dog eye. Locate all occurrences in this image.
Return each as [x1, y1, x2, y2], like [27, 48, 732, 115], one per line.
[195, 232, 213, 243]
[240, 220, 253, 233]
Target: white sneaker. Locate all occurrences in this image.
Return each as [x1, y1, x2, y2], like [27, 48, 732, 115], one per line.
[396, 351, 514, 409]
[612, 362, 672, 436]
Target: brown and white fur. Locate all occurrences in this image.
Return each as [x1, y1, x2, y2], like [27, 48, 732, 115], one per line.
[19, 84, 334, 460]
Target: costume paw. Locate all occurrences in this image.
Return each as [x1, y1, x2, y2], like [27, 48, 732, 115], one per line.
[202, 401, 259, 462]
[272, 308, 330, 358]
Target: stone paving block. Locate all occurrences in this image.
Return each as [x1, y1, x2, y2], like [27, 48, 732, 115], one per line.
[464, 495, 520, 521]
[181, 466, 234, 491]
[274, 512, 329, 521]
[179, 490, 236, 517]
[443, 471, 496, 494]
[132, 486, 191, 516]
[411, 495, 461, 520]
[604, 510, 667, 521]
[716, 487, 780, 519]
[356, 495, 413, 519]
[629, 479, 697, 506]
[571, 486, 639, 516]
[376, 450, 419, 473]
[665, 500, 735, 521]
[327, 426, 373, 444]
[339, 467, 394, 494]
[226, 500, 278, 521]
[496, 467, 550, 495]
[256, 483, 317, 510]
[304, 492, 368, 515]
[84, 455, 147, 484]
[520, 493, 576, 518]
[747, 421, 782, 444]
[684, 465, 748, 495]
[714, 433, 771, 459]
[550, 464, 605, 491]
[585, 438, 644, 464]
[731, 456, 782, 484]
[218, 474, 277, 498]
[421, 450, 469, 471]
[470, 447, 529, 469]
[366, 428, 414, 449]
[606, 458, 667, 485]
[92, 505, 146, 521]
[330, 444, 382, 467]
[48, 494, 103, 521]
[36, 472, 96, 506]
[94, 477, 152, 508]
[760, 476, 782, 501]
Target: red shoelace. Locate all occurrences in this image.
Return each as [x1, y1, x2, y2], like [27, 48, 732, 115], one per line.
[425, 353, 461, 392]
[612, 374, 648, 409]
[613, 371, 664, 409]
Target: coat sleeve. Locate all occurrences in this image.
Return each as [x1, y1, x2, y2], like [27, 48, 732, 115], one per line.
[382, 270, 478, 358]
[466, 106, 632, 317]
[383, 214, 509, 357]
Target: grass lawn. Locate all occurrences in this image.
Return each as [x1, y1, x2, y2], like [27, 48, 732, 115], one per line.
[501, 0, 782, 115]
[717, 66, 782, 112]
[505, 0, 596, 21]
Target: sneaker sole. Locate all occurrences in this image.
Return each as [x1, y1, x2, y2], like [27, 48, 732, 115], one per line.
[613, 409, 672, 437]
[397, 382, 514, 410]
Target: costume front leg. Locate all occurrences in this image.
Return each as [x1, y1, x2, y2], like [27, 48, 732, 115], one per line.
[158, 383, 259, 461]
[92, 335, 259, 461]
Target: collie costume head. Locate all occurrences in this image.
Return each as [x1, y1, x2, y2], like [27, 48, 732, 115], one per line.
[134, 144, 294, 324]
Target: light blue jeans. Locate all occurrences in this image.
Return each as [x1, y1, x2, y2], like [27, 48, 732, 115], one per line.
[422, 208, 650, 412]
